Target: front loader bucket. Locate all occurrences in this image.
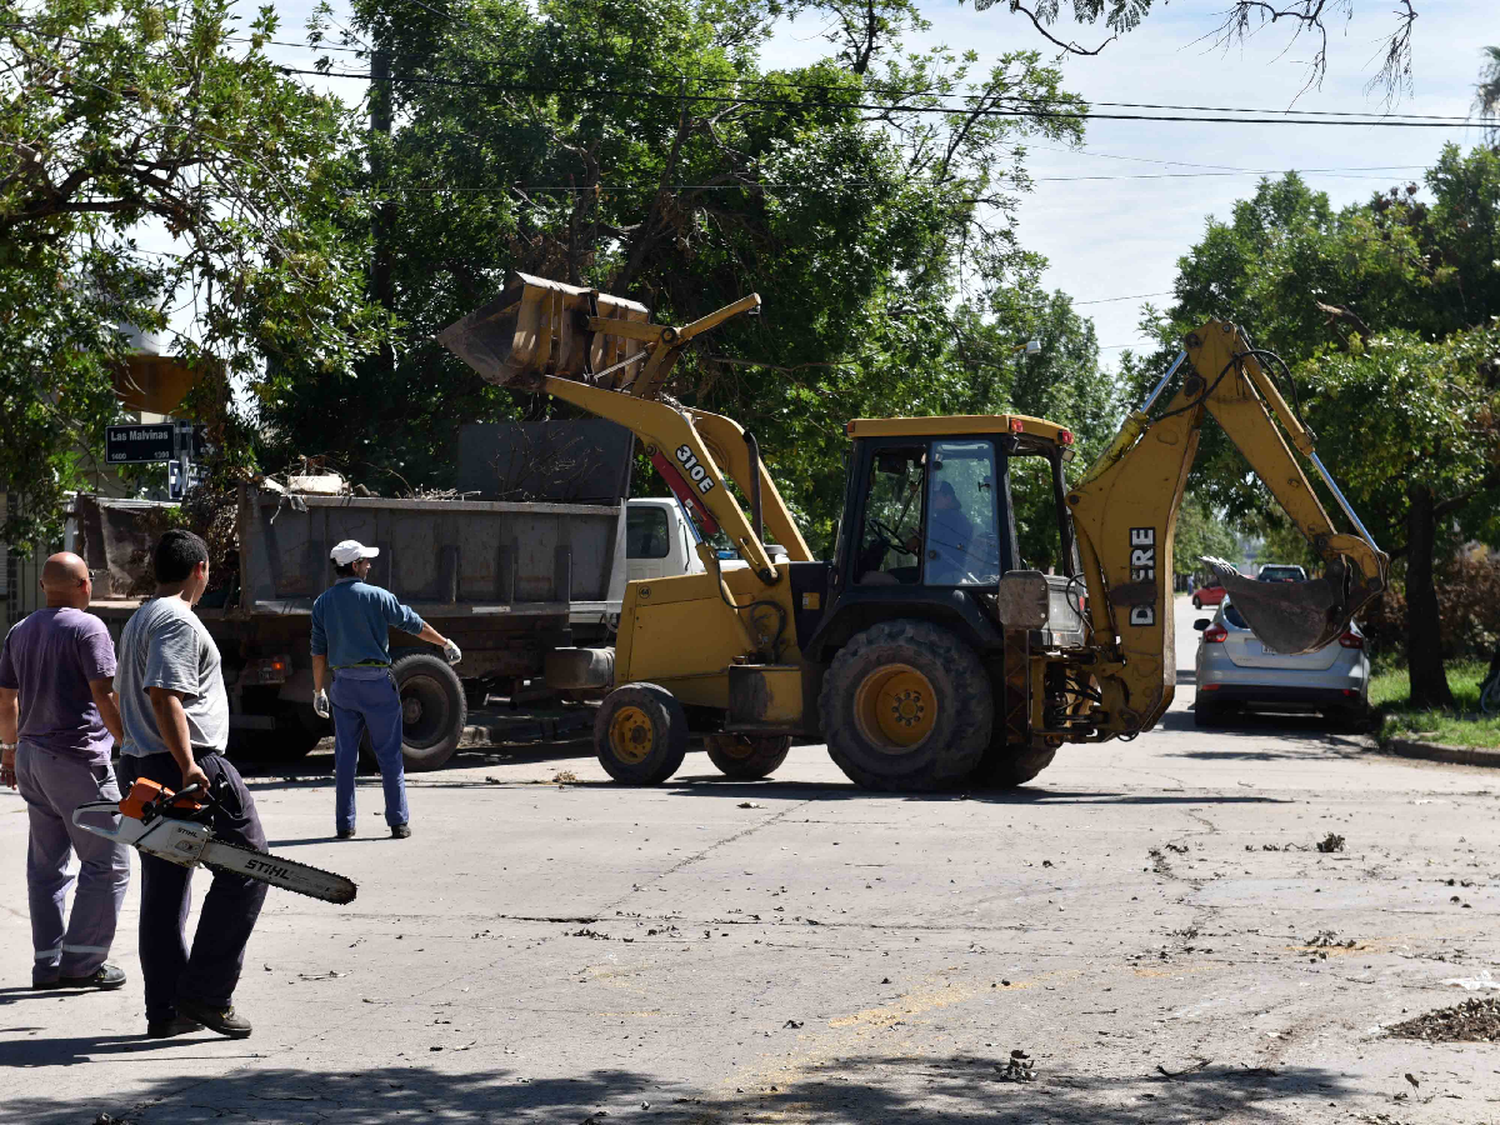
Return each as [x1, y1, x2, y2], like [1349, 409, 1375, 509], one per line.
[1201, 556, 1379, 655]
[437, 272, 650, 388]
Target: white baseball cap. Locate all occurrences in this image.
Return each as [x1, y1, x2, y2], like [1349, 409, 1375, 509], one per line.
[330, 539, 380, 566]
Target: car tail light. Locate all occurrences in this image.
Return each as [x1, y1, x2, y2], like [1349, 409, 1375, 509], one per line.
[1338, 631, 1364, 649]
[1202, 623, 1228, 644]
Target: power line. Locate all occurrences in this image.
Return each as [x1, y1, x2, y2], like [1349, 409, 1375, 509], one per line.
[278, 66, 1491, 129]
[1072, 292, 1173, 305]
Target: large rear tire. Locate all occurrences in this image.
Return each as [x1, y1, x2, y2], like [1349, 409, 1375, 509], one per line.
[705, 734, 791, 780]
[595, 682, 688, 785]
[820, 619, 992, 791]
[391, 653, 467, 771]
[972, 741, 1057, 788]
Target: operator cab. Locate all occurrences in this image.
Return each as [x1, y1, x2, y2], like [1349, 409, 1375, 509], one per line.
[840, 416, 1078, 591]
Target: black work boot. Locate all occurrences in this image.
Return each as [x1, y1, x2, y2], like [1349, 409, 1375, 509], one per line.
[177, 996, 253, 1039]
[147, 1016, 203, 1039]
[58, 964, 127, 990]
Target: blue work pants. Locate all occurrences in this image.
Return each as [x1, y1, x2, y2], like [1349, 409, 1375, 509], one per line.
[331, 667, 409, 831]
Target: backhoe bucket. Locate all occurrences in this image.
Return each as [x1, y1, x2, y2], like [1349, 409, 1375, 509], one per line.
[1201, 556, 1379, 656]
[437, 272, 650, 389]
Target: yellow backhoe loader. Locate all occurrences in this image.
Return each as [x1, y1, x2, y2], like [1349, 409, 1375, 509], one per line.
[439, 275, 1388, 790]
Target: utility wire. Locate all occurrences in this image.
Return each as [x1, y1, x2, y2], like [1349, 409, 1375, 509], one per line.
[278, 66, 1491, 129]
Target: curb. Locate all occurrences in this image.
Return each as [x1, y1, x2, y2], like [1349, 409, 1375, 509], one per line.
[1373, 736, 1500, 768]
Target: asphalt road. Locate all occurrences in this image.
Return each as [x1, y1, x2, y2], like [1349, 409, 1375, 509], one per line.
[3, 595, 1497, 1124]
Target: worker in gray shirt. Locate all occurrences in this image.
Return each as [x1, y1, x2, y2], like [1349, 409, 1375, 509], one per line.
[311, 539, 460, 840]
[116, 529, 265, 1040]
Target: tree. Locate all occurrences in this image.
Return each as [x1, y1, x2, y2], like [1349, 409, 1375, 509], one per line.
[0, 0, 384, 547]
[1478, 46, 1500, 142]
[1130, 146, 1500, 707]
[264, 0, 1115, 552]
[967, 0, 1421, 97]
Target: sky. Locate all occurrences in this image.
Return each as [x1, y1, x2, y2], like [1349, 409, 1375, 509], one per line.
[247, 0, 1495, 367]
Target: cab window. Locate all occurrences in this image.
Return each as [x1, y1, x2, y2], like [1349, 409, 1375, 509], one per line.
[924, 441, 1001, 585]
[627, 505, 671, 559]
[856, 447, 924, 584]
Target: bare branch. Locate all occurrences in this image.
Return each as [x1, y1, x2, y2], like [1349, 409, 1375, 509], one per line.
[1006, 1, 1117, 57]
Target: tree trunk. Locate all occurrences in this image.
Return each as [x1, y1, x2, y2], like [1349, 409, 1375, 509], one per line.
[1405, 483, 1454, 709]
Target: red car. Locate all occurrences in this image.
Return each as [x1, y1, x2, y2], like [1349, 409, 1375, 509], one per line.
[1191, 583, 1226, 609]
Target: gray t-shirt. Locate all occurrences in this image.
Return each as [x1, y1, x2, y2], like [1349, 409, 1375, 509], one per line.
[116, 596, 229, 758]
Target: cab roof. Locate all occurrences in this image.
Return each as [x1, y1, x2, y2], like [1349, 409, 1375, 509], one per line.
[845, 414, 1074, 445]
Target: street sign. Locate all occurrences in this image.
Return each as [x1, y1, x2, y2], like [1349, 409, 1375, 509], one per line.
[105, 423, 176, 464]
[105, 423, 209, 464]
[167, 459, 205, 500]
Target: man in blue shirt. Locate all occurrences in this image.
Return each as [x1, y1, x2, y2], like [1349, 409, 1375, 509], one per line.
[311, 540, 461, 840]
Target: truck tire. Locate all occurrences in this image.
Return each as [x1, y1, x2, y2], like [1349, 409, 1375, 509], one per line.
[595, 682, 688, 785]
[820, 619, 992, 791]
[705, 734, 791, 780]
[392, 653, 467, 771]
[972, 740, 1057, 788]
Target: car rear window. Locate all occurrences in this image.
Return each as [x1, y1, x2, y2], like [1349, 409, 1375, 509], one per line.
[1223, 603, 1249, 629]
[1257, 566, 1305, 582]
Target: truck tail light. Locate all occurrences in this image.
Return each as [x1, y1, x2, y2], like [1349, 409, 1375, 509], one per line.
[1058, 429, 1074, 445]
[1010, 418, 1025, 433]
[1338, 631, 1364, 649]
[1202, 623, 1228, 644]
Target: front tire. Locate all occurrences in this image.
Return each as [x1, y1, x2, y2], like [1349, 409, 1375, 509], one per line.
[1192, 596, 1202, 609]
[595, 682, 688, 785]
[705, 734, 791, 780]
[820, 619, 992, 791]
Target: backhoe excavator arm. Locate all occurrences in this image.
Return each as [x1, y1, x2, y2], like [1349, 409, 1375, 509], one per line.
[1065, 320, 1388, 737]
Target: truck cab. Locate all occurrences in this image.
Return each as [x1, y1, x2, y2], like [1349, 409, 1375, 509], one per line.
[625, 497, 704, 583]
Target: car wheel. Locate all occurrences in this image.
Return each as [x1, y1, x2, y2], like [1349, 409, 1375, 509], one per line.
[1192, 596, 1202, 609]
[1193, 701, 1220, 728]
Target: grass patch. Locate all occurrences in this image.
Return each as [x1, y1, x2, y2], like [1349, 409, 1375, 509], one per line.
[1371, 660, 1500, 749]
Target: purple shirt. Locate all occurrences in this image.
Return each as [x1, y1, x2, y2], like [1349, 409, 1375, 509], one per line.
[0, 607, 117, 764]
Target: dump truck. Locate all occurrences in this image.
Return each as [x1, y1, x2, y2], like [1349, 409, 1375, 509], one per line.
[76, 483, 700, 770]
[438, 274, 1388, 790]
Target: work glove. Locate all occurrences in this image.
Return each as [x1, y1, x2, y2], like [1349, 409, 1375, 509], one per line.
[313, 689, 331, 719]
[443, 639, 462, 666]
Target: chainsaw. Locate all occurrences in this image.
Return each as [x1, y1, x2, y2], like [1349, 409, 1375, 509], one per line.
[74, 776, 357, 905]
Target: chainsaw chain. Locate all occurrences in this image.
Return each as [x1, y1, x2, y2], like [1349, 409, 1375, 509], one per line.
[202, 839, 358, 904]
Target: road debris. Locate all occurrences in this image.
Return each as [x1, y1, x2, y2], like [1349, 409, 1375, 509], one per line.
[1388, 997, 1500, 1042]
[783, 1019, 804, 1029]
[552, 770, 579, 785]
[737, 801, 763, 809]
[1316, 832, 1346, 853]
[1304, 930, 1357, 949]
[1441, 970, 1500, 990]
[997, 1049, 1036, 1082]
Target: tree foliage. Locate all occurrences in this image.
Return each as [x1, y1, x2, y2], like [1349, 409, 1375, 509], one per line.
[0, 0, 384, 547]
[261, 0, 1118, 552]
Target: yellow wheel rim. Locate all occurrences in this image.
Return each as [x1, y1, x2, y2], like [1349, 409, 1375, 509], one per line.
[608, 705, 655, 765]
[854, 664, 937, 753]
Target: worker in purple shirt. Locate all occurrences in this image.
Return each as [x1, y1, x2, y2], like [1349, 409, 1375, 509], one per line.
[0, 552, 131, 991]
[311, 540, 460, 840]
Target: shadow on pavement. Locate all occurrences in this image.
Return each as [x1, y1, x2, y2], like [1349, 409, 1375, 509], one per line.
[5, 1055, 1363, 1124]
[658, 778, 1282, 806]
[0, 1030, 258, 1067]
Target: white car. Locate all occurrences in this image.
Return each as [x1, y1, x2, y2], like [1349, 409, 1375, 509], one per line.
[1193, 596, 1369, 728]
